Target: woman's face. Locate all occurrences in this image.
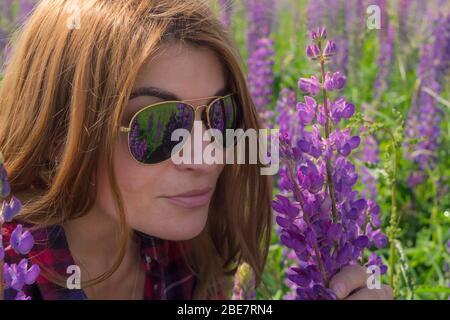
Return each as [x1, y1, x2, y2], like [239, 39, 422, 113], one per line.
[96, 42, 226, 241]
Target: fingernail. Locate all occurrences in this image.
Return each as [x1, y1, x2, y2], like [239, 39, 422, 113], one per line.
[332, 282, 346, 299]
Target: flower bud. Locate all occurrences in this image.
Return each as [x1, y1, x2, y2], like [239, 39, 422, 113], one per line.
[306, 44, 321, 60]
[311, 27, 327, 41]
[323, 40, 336, 57]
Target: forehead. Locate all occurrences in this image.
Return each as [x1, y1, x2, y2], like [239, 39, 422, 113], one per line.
[133, 42, 227, 100]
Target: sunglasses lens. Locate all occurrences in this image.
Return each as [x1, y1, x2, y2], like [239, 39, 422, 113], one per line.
[129, 102, 194, 164]
[208, 95, 238, 147]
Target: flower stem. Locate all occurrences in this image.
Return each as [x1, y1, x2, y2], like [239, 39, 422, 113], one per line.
[385, 133, 399, 287]
[319, 59, 338, 223]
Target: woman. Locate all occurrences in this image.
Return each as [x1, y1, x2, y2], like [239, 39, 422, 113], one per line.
[0, 0, 392, 300]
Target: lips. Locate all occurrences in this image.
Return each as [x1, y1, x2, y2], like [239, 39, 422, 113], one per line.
[161, 187, 213, 209]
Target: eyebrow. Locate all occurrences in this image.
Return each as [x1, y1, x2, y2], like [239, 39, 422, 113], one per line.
[129, 86, 229, 102]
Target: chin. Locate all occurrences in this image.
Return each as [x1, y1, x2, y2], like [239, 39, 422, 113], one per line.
[134, 208, 209, 241]
[152, 223, 207, 241]
[162, 227, 204, 241]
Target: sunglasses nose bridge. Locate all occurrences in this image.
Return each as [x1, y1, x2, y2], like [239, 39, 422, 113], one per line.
[189, 104, 210, 128]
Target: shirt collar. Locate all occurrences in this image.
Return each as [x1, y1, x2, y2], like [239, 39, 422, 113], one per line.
[134, 230, 172, 266]
[29, 224, 178, 299]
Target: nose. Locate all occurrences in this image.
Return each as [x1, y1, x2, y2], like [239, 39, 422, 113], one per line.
[172, 102, 218, 172]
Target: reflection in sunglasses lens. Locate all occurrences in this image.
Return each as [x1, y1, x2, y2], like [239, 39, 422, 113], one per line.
[129, 102, 194, 164]
[209, 96, 237, 147]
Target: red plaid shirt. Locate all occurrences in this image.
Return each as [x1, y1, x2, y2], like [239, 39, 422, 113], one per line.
[2, 221, 224, 300]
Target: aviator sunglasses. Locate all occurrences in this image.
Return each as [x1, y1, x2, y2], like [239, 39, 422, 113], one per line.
[119, 93, 242, 165]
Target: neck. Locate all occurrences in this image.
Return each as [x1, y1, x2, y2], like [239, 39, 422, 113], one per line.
[62, 209, 140, 286]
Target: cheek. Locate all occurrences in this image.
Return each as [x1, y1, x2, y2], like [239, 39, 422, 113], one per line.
[95, 137, 163, 219]
[114, 137, 151, 192]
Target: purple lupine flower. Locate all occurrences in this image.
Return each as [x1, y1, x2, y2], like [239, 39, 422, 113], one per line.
[160, 107, 194, 158]
[356, 129, 380, 202]
[404, 13, 450, 187]
[376, 0, 389, 33]
[355, 99, 380, 204]
[4, 262, 24, 291]
[352, 0, 367, 73]
[324, 72, 346, 91]
[311, 27, 327, 41]
[211, 104, 225, 133]
[218, 0, 233, 28]
[355, 0, 366, 35]
[244, 0, 275, 129]
[326, 0, 364, 77]
[433, 13, 450, 83]
[3, 259, 40, 292]
[276, 89, 299, 140]
[1, 195, 22, 223]
[282, 250, 300, 299]
[14, 291, 31, 300]
[306, 43, 321, 60]
[320, 1, 347, 73]
[0, 154, 11, 198]
[1, 151, 41, 300]
[155, 117, 163, 143]
[374, 25, 395, 98]
[231, 263, 256, 300]
[0, 26, 7, 62]
[323, 40, 337, 58]
[247, 37, 275, 128]
[306, 0, 325, 31]
[0, 0, 15, 23]
[322, 0, 340, 28]
[18, 0, 37, 24]
[276, 89, 305, 271]
[298, 76, 321, 96]
[17, 258, 40, 286]
[10, 224, 35, 255]
[1, 0, 36, 68]
[273, 28, 387, 300]
[244, 0, 275, 56]
[367, 252, 388, 275]
[336, 0, 351, 74]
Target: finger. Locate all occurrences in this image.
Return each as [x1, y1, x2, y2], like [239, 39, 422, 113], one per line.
[345, 284, 394, 300]
[329, 264, 368, 300]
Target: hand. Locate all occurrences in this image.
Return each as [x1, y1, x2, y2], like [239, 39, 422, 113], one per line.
[329, 265, 393, 300]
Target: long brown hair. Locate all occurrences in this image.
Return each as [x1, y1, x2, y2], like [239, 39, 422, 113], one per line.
[0, 0, 272, 299]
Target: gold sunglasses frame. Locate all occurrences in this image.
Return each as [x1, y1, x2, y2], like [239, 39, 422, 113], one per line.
[119, 93, 237, 165]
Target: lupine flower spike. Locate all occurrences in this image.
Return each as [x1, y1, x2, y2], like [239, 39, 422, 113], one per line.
[1, 151, 40, 300]
[273, 28, 387, 300]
